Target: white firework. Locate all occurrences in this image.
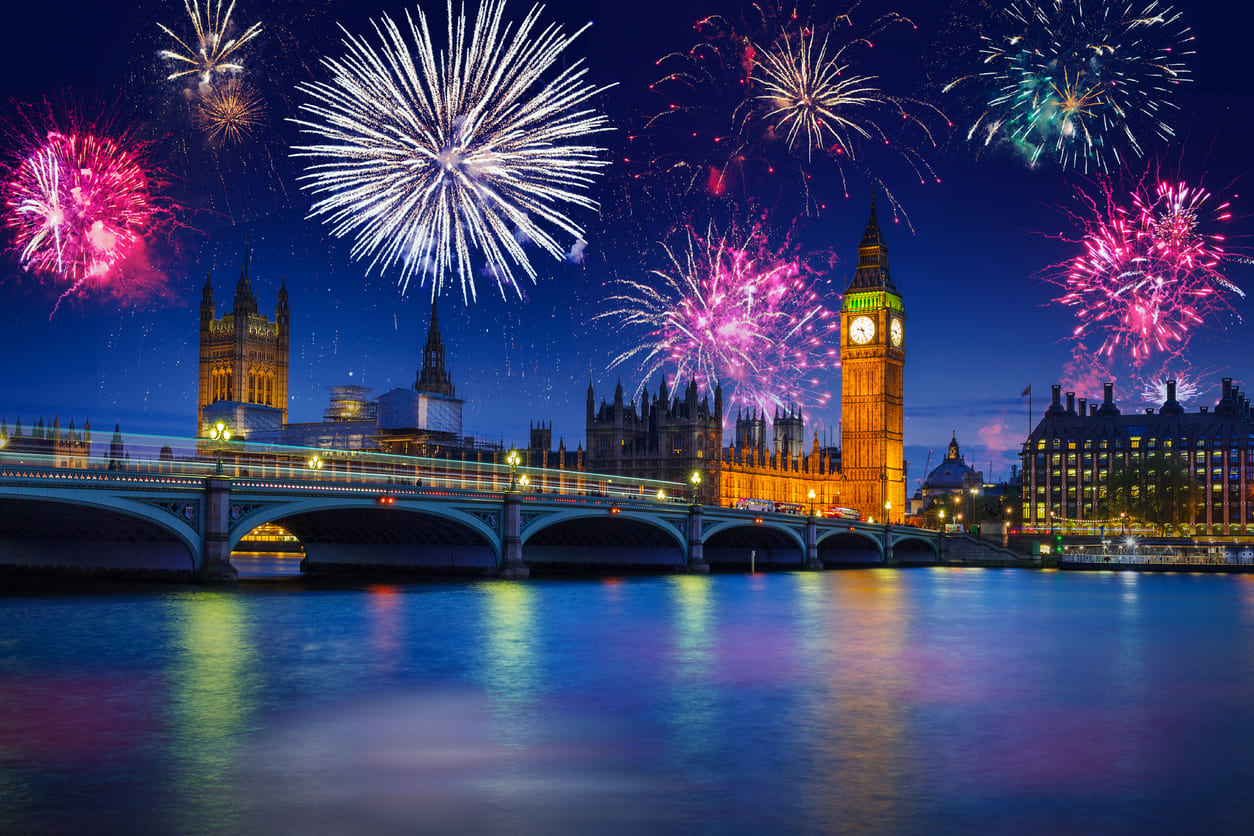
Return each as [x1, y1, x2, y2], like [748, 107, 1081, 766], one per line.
[291, 0, 612, 301]
[158, 0, 263, 89]
[755, 29, 881, 160]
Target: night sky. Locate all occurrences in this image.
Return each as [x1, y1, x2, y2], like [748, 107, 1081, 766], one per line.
[1, 0, 1252, 490]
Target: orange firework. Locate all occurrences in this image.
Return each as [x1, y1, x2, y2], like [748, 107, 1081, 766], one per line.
[197, 78, 263, 144]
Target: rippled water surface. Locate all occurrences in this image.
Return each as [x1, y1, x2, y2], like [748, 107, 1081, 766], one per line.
[3, 566, 1254, 834]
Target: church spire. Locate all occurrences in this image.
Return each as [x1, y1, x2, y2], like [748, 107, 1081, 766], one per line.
[847, 193, 896, 293]
[415, 298, 454, 396]
[233, 228, 257, 314]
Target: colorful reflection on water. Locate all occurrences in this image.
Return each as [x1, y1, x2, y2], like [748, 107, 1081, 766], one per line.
[2, 568, 1254, 833]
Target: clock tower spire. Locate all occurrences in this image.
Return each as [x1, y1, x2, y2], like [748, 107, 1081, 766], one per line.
[840, 195, 906, 523]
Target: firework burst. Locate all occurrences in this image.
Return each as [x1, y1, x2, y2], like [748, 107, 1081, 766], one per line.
[1139, 372, 1200, 405]
[158, 0, 263, 91]
[3, 125, 168, 314]
[953, 0, 1194, 172]
[197, 78, 263, 144]
[292, 0, 612, 302]
[596, 225, 839, 417]
[641, 3, 945, 219]
[1054, 175, 1242, 365]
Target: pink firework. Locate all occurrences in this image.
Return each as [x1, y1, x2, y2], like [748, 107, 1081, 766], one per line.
[1055, 176, 1242, 364]
[597, 225, 839, 417]
[4, 128, 162, 312]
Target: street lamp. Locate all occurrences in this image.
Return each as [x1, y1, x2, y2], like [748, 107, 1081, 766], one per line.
[307, 454, 323, 472]
[506, 449, 521, 491]
[808, 488, 816, 517]
[969, 487, 979, 525]
[690, 470, 702, 506]
[884, 500, 892, 530]
[938, 508, 945, 530]
[518, 473, 530, 491]
[208, 421, 232, 475]
[657, 489, 667, 502]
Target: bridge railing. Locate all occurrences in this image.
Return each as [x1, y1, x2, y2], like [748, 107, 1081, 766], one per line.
[0, 431, 687, 503]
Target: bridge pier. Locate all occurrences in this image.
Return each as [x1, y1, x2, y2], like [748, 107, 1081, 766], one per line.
[884, 525, 897, 567]
[200, 476, 239, 584]
[499, 491, 531, 579]
[803, 516, 823, 570]
[687, 504, 709, 574]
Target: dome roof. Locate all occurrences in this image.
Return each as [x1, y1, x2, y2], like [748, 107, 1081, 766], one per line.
[922, 435, 980, 491]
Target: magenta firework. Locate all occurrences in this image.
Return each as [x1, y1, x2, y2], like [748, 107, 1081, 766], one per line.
[597, 224, 839, 417]
[3, 127, 164, 311]
[1055, 175, 1242, 365]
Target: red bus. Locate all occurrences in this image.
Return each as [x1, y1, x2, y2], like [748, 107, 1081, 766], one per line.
[825, 506, 861, 520]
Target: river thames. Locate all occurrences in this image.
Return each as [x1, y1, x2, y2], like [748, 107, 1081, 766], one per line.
[3, 565, 1254, 834]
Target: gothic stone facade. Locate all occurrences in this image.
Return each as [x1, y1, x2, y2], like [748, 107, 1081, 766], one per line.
[585, 198, 907, 520]
[197, 253, 290, 434]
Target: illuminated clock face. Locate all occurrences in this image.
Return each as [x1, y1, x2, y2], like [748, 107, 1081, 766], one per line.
[850, 316, 875, 345]
[890, 318, 903, 347]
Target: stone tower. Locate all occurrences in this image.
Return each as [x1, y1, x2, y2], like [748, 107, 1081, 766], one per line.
[839, 195, 906, 522]
[197, 238, 290, 432]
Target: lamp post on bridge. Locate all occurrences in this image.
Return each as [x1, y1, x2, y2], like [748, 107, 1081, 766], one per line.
[690, 470, 702, 507]
[808, 488, 816, 518]
[208, 421, 232, 475]
[506, 449, 521, 492]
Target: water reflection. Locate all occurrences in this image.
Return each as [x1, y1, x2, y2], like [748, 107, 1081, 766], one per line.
[366, 584, 404, 677]
[803, 570, 910, 831]
[164, 592, 260, 833]
[480, 582, 540, 746]
[663, 574, 718, 783]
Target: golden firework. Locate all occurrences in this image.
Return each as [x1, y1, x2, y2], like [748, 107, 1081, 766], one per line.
[198, 79, 263, 144]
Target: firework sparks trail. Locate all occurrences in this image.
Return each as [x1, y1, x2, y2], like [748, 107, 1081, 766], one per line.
[159, 0, 263, 91]
[953, 0, 1194, 172]
[291, 0, 612, 302]
[596, 225, 839, 417]
[198, 77, 263, 144]
[643, 3, 947, 220]
[1054, 176, 1243, 365]
[3, 129, 162, 314]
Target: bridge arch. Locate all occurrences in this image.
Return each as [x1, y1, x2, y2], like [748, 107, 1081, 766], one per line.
[701, 518, 806, 569]
[232, 498, 502, 573]
[0, 489, 200, 573]
[891, 532, 941, 564]
[816, 526, 885, 565]
[520, 509, 688, 570]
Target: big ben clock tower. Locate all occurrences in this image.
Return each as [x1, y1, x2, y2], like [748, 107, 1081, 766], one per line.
[840, 195, 906, 523]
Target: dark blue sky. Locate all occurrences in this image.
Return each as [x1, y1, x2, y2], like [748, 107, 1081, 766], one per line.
[1, 0, 1251, 489]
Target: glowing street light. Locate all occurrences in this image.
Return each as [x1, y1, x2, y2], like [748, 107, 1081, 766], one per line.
[657, 489, 667, 502]
[808, 488, 816, 517]
[208, 421, 232, 475]
[690, 471, 702, 506]
[307, 454, 323, 471]
[506, 449, 521, 491]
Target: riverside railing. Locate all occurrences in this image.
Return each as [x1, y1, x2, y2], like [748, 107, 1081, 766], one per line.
[0, 431, 688, 503]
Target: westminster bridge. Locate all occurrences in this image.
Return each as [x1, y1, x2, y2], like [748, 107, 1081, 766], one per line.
[0, 433, 1000, 582]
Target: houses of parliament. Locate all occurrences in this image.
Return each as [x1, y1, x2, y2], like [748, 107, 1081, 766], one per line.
[194, 198, 909, 523]
[585, 197, 906, 522]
